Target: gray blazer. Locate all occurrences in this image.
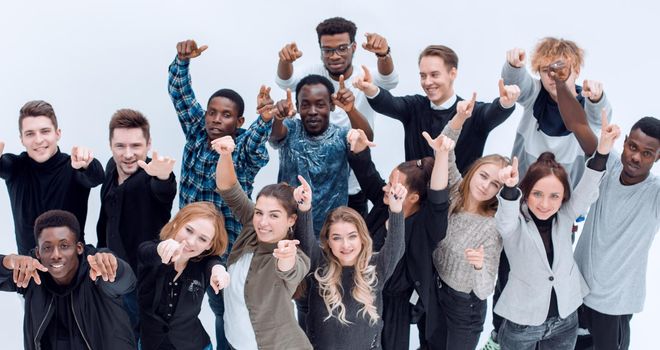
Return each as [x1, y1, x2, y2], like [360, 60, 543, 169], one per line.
[494, 167, 604, 326]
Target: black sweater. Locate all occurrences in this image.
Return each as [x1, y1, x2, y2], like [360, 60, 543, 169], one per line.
[368, 88, 514, 174]
[0, 149, 104, 254]
[96, 158, 177, 272]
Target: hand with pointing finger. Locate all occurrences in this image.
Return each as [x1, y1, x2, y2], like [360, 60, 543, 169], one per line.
[597, 108, 620, 155]
[256, 85, 277, 122]
[387, 172, 408, 213]
[332, 75, 355, 112]
[210, 264, 230, 294]
[362, 33, 389, 56]
[157, 239, 187, 265]
[137, 151, 175, 180]
[498, 157, 519, 187]
[506, 48, 526, 68]
[87, 252, 118, 282]
[422, 132, 455, 155]
[352, 65, 378, 97]
[0, 140, 5, 156]
[456, 92, 477, 121]
[465, 245, 485, 270]
[71, 146, 94, 169]
[548, 60, 570, 82]
[293, 175, 313, 212]
[273, 240, 300, 272]
[279, 42, 303, 63]
[582, 80, 604, 103]
[273, 89, 297, 120]
[347, 128, 376, 153]
[176, 40, 208, 61]
[210, 136, 236, 156]
[3, 254, 48, 288]
[498, 79, 520, 109]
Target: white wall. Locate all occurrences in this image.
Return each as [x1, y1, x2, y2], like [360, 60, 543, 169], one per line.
[1, 0, 658, 348]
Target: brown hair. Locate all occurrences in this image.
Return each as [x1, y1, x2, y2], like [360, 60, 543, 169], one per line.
[396, 157, 434, 203]
[19, 100, 58, 132]
[531, 37, 584, 74]
[109, 108, 151, 142]
[256, 183, 298, 218]
[159, 202, 228, 258]
[418, 45, 459, 69]
[519, 152, 571, 206]
[452, 154, 511, 216]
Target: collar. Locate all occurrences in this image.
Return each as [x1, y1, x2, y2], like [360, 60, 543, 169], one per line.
[430, 94, 457, 110]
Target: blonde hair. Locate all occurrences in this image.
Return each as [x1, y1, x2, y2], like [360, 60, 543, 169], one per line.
[159, 202, 228, 259]
[531, 37, 584, 74]
[451, 154, 510, 216]
[314, 207, 379, 325]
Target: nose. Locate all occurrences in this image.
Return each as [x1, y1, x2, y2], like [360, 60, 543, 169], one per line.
[631, 152, 641, 163]
[35, 132, 44, 143]
[51, 247, 62, 260]
[259, 215, 269, 227]
[308, 105, 318, 115]
[124, 146, 134, 159]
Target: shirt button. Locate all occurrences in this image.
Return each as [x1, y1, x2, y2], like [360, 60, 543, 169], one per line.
[415, 281, 421, 287]
[169, 304, 173, 307]
[549, 276, 554, 281]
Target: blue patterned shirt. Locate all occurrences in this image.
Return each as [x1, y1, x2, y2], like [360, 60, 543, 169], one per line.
[168, 56, 272, 248]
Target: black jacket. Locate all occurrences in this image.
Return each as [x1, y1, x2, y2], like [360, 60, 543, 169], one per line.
[96, 158, 176, 271]
[137, 240, 221, 350]
[0, 246, 136, 350]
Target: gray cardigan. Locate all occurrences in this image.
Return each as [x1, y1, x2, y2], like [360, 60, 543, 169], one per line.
[494, 166, 604, 326]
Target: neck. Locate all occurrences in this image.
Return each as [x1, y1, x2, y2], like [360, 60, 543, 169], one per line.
[403, 203, 420, 218]
[330, 66, 353, 81]
[431, 91, 454, 106]
[619, 171, 648, 186]
[117, 172, 129, 185]
[463, 196, 481, 214]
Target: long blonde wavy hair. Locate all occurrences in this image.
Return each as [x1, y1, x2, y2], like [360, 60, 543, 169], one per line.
[314, 206, 379, 326]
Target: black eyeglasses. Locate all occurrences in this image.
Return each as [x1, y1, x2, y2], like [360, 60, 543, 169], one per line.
[320, 43, 353, 57]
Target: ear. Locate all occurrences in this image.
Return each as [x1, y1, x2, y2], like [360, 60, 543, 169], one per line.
[75, 242, 84, 255]
[146, 138, 152, 152]
[351, 42, 357, 52]
[287, 213, 298, 229]
[237, 116, 245, 128]
[449, 67, 458, 81]
[35, 246, 41, 260]
[55, 128, 62, 142]
[407, 192, 420, 205]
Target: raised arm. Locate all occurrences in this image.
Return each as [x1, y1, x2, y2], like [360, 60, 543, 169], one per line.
[276, 42, 303, 82]
[361, 32, 395, 78]
[292, 175, 321, 269]
[136, 152, 178, 203]
[168, 40, 208, 136]
[353, 66, 412, 124]
[70, 146, 104, 188]
[442, 95, 478, 188]
[213, 136, 254, 225]
[346, 129, 384, 205]
[470, 79, 520, 133]
[495, 157, 523, 238]
[269, 89, 295, 143]
[376, 177, 407, 281]
[502, 48, 537, 105]
[333, 75, 373, 140]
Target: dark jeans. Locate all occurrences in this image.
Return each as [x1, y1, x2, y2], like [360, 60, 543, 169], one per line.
[430, 278, 487, 350]
[499, 311, 578, 350]
[207, 288, 229, 350]
[122, 289, 140, 344]
[491, 250, 510, 339]
[575, 305, 632, 350]
[348, 191, 368, 218]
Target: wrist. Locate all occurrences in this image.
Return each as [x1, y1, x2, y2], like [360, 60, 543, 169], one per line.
[375, 46, 391, 58]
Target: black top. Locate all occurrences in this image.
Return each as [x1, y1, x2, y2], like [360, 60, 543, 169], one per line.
[96, 158, 176, 271]
[368, 88, 515, 174]
[137, 240, 221, 350]
[349, 147, 450, 342]
[0, 149, 104, 254]
[0, 246, 136, 350]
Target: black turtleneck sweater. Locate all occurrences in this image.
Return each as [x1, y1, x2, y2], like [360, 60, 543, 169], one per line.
[0, 149, 104, 254]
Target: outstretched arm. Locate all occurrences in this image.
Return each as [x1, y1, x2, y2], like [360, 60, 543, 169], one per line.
[333, 75, 373, 140]
[168, 40, 208, 136]
[361, 32, 395, 77]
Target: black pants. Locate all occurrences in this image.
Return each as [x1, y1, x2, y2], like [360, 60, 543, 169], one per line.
[348, 191, 368, 218]
[491, 250, 510, 338]
[574, 305, 632, 350]
[430, 279, 487, 350]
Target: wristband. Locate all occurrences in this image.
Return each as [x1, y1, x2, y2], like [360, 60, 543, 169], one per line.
[375, 46, 391, 58]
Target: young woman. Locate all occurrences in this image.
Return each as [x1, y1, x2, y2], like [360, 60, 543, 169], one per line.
[430, 106, 510, 350]
[493, 117, 620, 350]
[137, 201, 230, 350]
[346, 128, 452, 350]
[213, 136, 312, 350]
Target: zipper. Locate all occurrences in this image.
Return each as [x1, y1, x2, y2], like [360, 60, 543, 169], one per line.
[34, 296, 54, 350]
[71, 293, 92, 350]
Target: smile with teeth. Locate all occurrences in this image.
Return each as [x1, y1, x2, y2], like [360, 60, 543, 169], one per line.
[50, 263, 64, 269]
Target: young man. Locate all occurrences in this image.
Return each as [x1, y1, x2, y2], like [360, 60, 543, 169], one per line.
[574, 116, 660, 350]
[0, 210, 136, 350]
[96, 108, 177, 339]
[168, 39, 275, 349]
[270, 74, 355, 237]
[0, 100, 104, 255]
[356, 45, 520, 174]
[276, 16, 397, 215]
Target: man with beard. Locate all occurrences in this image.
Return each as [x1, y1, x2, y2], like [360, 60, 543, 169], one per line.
[96, 108, 177, 340]
[0, 210, 136, 350]
[275, 16, 397, 216]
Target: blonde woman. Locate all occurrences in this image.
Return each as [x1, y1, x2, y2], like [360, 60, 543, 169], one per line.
[294, 172, 407, 349]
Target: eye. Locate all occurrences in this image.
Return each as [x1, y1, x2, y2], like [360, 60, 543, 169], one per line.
[533, 191, 543, 198]
[42, 246, 52, 252]
[199, 237, 208, 243]
[61, 244, 69, 249]
[642, 151, 653, 158]
[254, 211, 263, 217]
[186, 227, 193, 234]
[551, 194, 561, 199]
[270, 213, 280, 219]
[431, 73, 440, 78]
[629, 144, 637, 151]
[480, 173, 488, 180]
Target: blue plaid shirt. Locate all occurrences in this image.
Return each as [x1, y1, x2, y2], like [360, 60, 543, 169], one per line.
[168, 56, 271, 248]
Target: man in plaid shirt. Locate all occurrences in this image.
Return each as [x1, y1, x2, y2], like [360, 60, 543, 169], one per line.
[168, 39, 274, 349]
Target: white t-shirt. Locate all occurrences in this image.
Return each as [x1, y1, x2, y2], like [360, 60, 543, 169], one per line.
[224, 252, 257, 349]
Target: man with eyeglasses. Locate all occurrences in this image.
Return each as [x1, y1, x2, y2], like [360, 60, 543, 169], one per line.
[275, 16, 399, 217]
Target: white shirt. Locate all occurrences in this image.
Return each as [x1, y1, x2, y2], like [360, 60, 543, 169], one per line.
[224, 252, 257, 349]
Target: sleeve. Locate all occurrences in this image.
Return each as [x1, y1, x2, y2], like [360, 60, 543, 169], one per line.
[372, 66, 399, 90]
[233, 116, 273, 181]
[584, 92, 612, 131]
[501, 62, 537, 106]
[204, 255, 224, 281]
[562, 166, 605, 220]
[269, 118, 295, 150]
[367, 87, 414, 124]
[72, 158, 104, 188]
[471, 229, 503, 300]
[274, 251, 310, 294]
[440, 124, 463, 189]
[0, 154, 17, 180]
[149, 172, 177, 204]
[470, 98, 516, 133]
[495, 187, 523, 239]
[0, 255, 18, 293]
[347, 148, 386, 207]
[96, 208, 107, 248]
[376, 210, 405, 282]
[96, 253, 137, 298]
[167, 56, 207, 138]
[216, 182, 255, 226]
[293, 209, 321, 271]
[275, 64, 312, 90]
[414, 188, 450, 248]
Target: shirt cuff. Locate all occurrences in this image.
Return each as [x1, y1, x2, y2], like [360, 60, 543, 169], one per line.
[366, 87, 381, 99]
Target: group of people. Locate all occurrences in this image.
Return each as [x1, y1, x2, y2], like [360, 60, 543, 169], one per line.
[0, 16, 658, 350]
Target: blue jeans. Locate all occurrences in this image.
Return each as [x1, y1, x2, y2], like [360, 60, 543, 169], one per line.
[122, 289, 140, 344]
[432, 279, 487, 350]
[499, 311, 578, 350]
[207, 287, 229, 350]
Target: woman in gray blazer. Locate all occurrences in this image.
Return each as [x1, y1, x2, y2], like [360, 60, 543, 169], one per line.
[493, 117, 620, 350]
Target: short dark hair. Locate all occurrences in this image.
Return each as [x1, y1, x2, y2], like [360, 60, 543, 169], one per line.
[519, 152, 572, 206]
[208, 89, 245, 117]
[257, 183, 298, 217]
[631, 116, 660, 142]
[19, 100, 58, 132]
[34, 210, 81, 243]
[109, 108, 151, 141]
[316, 17, 357, 44]
[418, 45, 459, 70]
[295, 74, 335, 106]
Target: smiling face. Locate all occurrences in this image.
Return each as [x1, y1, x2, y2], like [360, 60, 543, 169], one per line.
[620, 128, 660, 185]
[526, 175, 565, 220]
[253, 196, 296, 244]
[298, 84, 333, 136]
[419, 55, 457, 106]
[320, 33, 355, 78]
[173, 217, 216, 259]
[468, 163, 503, 204]
[36, 226, 84, 286]
[205, 97, 244, 140]
[110, 127, 150, 183]
[327, 221, 362, 266]
[20, 116, 61, 163]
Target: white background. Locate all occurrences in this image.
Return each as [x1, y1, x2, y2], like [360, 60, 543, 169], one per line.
[1, 1, 658, 348]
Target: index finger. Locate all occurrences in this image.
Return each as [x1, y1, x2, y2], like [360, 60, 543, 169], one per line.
[422, 131, 434, 145]
[583, 79, 591, 91]
[297, 175, 311, 190]
[338, 74, 345, 90]
[151, 150, 159, 161]
[469, 92, 477, 105]
[198, 45, 208, 54]
[286, 88, 293, 104]
[361, 65, 371, 81]
[393, 170, 400, 185]
[511, 156, 519, 171]
[498, 79, 506, 96]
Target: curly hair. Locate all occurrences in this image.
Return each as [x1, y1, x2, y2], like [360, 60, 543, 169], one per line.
[316, 17, 357, 43]
[531, 37, 584, 74]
